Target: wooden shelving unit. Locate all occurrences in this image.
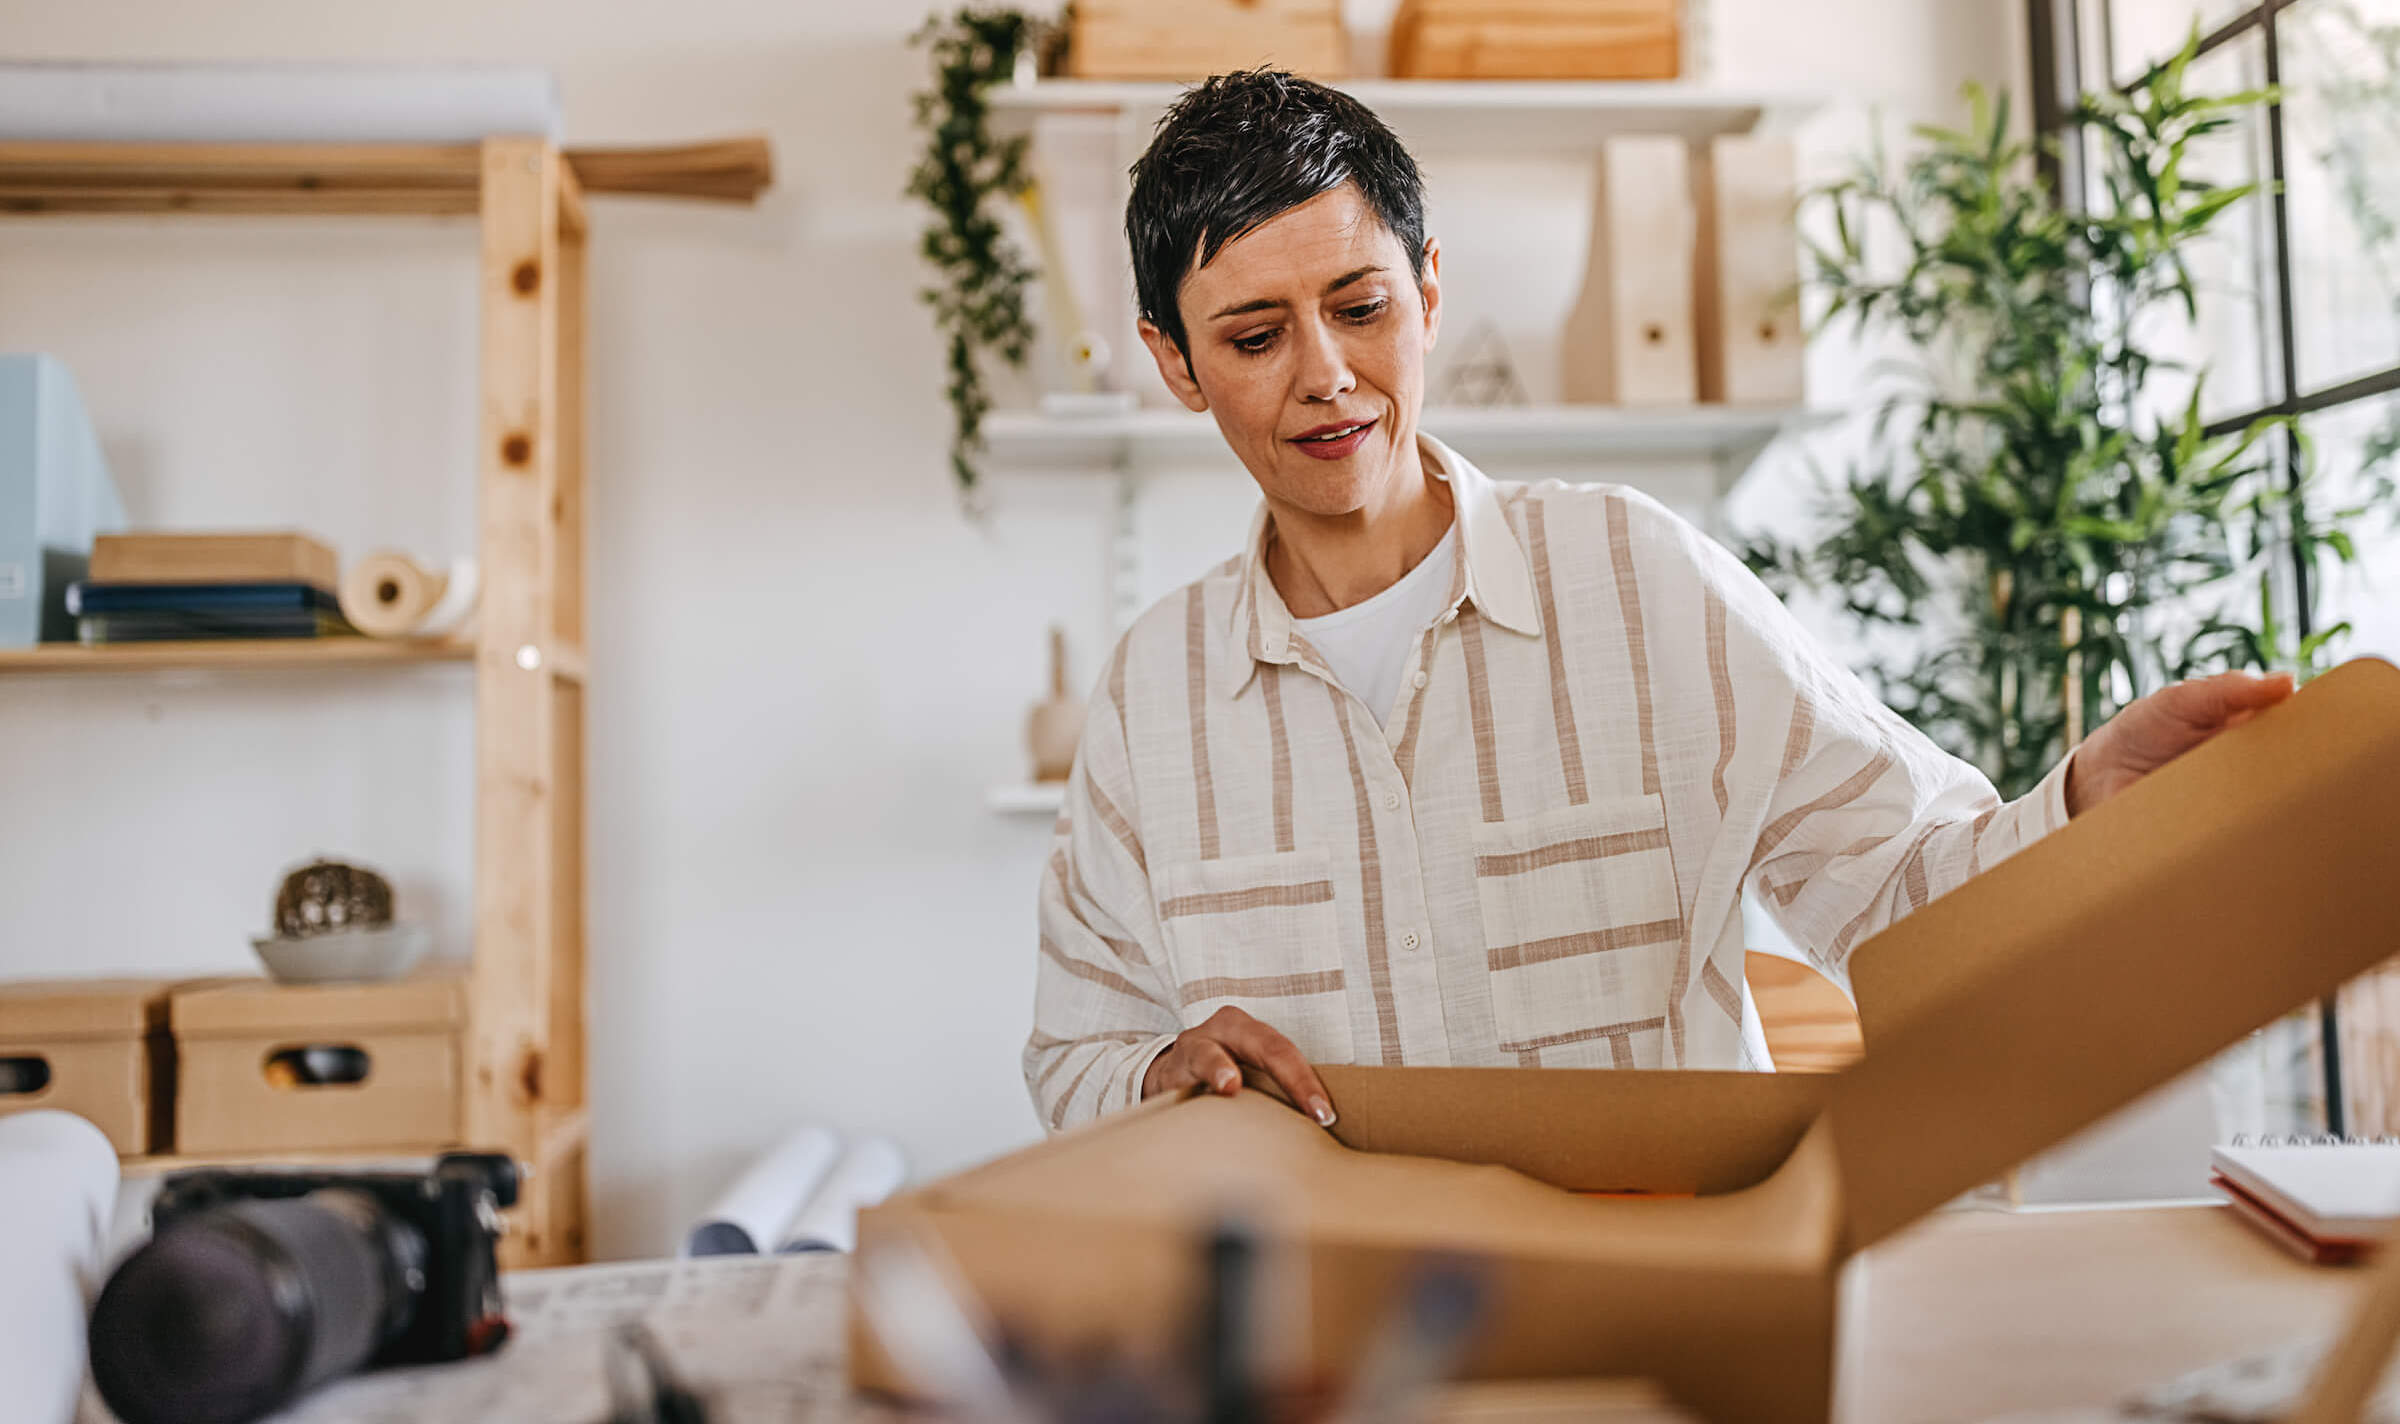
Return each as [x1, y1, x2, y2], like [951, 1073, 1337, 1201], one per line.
[0, 135, 770, 1266]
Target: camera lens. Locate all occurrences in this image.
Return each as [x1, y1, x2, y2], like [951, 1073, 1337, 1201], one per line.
[89, 1189, 428, 1424]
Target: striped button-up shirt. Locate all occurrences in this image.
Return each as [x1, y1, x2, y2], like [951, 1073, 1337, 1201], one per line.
[1025, 435, 2072, 1132]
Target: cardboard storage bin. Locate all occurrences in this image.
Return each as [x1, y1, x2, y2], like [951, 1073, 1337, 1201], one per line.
[171, 967, 465, 1156]
[0, 978, 174, 1155]
[854, 658, 2400, 1423]
[1068, 0, 1343, 80]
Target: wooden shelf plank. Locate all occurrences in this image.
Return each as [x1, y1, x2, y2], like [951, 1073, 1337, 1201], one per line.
[0, 136, 771, 217]
[988, 79, 1822, 150]
[121, 1143, 457, 1177]
[0, 638, 474, 673]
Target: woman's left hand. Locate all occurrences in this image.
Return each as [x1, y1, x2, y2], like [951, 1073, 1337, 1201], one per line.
[2065, 669, 2296, 817]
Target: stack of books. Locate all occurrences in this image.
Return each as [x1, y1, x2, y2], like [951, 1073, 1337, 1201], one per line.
[66, 531, 353, 644]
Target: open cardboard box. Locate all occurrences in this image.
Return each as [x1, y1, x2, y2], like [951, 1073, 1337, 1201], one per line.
[853, 658, 2400, 1422]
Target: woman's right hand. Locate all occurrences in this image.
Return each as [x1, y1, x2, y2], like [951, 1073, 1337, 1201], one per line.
[1141, 1005, 1338, 1127]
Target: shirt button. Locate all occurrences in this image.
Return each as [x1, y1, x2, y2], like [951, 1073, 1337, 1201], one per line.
[1411, 670, 1428, 690]
[1401, 931, 1421, 950]
[1382, 790, 1401, 811]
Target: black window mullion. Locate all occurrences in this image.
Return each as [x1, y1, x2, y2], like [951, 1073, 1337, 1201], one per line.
[2201, 363, 2400, 440]
[2260, 3, 2345, 1136]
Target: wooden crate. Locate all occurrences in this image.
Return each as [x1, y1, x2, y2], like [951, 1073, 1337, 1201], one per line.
[0, 978, 175, 1155]
[172, 969, 466, 1156]
[1069, 0, 1345, 80]
[1694, 136, 1805, 406]
[1390, 0, 1679, 80]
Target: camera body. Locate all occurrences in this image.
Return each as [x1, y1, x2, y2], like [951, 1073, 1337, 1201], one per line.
[145, 1150, 519, 1366]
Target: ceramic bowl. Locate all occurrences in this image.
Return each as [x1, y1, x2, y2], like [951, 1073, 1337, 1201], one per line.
[250, 923, 431, 984]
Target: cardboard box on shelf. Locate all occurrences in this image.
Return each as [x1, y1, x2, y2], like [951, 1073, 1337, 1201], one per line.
[0, 978, 175, 1155]
[853, 657, 2400, 1424]
[171, 967, 465, 1156]
[1390, 0, 1679, 80]
[1068, 0, 1344, 80]
[89, 529, 339, 591]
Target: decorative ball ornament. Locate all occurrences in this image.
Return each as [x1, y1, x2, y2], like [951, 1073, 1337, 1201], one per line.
[272, 859, 395, 940]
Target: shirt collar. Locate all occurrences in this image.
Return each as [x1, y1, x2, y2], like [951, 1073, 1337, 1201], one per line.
[1217, 432, 1543, 700]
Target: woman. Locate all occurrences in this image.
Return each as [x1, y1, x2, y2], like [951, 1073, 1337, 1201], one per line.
[1023, 69, 2288, 1133]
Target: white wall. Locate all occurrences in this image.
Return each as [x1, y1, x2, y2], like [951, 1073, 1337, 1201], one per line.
[0, 0, 2025, 1258]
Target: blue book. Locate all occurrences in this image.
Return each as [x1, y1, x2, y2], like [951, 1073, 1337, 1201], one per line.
[66, 581, 342, 615]
[0, 355, 124, 647]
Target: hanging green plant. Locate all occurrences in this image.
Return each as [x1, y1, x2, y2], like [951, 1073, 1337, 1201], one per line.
[908, 8, 1051, 494]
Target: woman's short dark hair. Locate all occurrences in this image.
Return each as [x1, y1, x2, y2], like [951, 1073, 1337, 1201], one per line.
[1127, 69, 1427, 358]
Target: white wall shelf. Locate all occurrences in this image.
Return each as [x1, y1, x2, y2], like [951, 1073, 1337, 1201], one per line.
[988, 782, 1068, 817]
[987, 80, 1822, 151]
[982, 404, 1830, 482]
[981, 403, 1831, 650]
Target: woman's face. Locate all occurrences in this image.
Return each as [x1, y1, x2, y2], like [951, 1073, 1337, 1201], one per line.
[1141, 183, 1442, 520]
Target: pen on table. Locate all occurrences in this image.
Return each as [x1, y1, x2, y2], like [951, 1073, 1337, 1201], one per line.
[1202, 1218, 1260, 1424]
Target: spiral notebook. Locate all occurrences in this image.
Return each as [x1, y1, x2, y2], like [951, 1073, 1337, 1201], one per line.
[2210, 1137, 2400, 1265]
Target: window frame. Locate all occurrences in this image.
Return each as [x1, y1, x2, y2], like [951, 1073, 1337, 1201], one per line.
[2029, 0, 2400, 1135]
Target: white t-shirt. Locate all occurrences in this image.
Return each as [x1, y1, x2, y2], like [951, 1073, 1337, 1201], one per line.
[1292, 521, 1459, 728]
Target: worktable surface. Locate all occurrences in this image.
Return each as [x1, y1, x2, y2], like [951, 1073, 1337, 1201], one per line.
[1841, 1202, 2356, 1422]
[235, 1201, 2360, 1424]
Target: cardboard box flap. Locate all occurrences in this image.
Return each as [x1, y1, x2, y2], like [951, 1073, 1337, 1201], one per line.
[912, 1088, 1838, 1269]
[1829, 658, 2400, 1252]
[1318, 1064, 1830, 1195]
[171, 967, 467, 1038]
[0, 978, 173, 1040]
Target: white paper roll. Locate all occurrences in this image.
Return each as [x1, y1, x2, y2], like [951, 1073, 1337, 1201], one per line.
[0, 1112, 119, 1424]
[338, 552, 479, 639]
[683, 1126, 841, 1258]
[776, 1137, 907, 1254]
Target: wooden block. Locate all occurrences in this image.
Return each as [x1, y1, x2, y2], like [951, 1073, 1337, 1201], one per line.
[0, 979, 175, 1156]
[170, 971, 465, 1156]
[90, 530, 338, 589]
[1693, 137, 1805, 406]
[1070, 0, 1344, 79]
[1560, 137, 1697, 407]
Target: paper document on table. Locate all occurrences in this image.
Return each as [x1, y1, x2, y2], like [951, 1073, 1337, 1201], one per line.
[262, 1253, 898, 1424]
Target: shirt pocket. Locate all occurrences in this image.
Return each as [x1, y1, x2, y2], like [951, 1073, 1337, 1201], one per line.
[1470, 793, 1687, 1067]
[1154, 847, 1356, 1065]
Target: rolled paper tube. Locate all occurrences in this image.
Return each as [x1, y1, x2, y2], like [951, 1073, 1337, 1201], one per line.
[339, 552, 479, 638]
[685, 1126, 843, 1257]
